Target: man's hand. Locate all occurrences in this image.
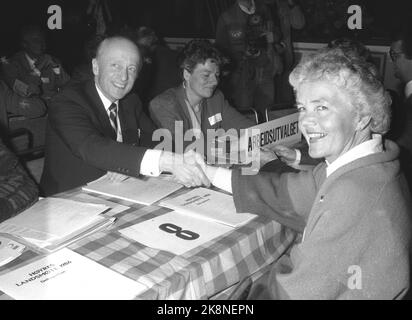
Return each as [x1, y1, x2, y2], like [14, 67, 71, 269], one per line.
[159, 150, 210, 188]
[257, 148, 278, 166]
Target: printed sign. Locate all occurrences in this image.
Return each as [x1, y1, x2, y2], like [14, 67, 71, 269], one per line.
[244, 112, 301, 152]
[119, 211, 233, 255]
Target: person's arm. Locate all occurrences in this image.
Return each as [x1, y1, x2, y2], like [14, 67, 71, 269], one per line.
[205, 163, 316, 232]
[0, 139, 38, 222]
[231, 167, 318, 232]
[50, 91, 209, 187]
[273, 144, 322, 166]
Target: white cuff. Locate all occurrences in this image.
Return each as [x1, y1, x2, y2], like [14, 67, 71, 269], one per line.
[292, 149, 301, 166]
[212, 167, 233, 194]
[140, 149, 162, 176]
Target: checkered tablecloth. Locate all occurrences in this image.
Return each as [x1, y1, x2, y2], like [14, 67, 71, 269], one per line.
[0, 187, 297, 300]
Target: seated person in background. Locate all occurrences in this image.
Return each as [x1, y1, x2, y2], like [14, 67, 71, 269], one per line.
[205, 47, 412, 299]
[0, 137, 38, 223]
[149, 39, 255, 160]
[1, 25, 70, 104]
[0, 79, 46, 133]
[133, 26, 181, 115]
[40, 36, 209, 196]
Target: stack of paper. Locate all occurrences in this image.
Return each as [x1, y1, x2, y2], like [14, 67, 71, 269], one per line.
[82, 174, 183, 206]
[0, 248, 147, 300]
[160, 188, 256, 228]
[0, 198, 114, 252]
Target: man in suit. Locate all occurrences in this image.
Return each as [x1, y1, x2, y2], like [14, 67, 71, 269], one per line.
[40, 36, 209, 196]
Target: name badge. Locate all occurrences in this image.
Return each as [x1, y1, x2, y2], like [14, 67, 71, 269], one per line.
[208, 113, 222, 126]
[41, 77, 50, 83]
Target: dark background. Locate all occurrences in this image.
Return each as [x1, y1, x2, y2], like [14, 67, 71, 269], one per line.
[1, 0, 411, 74]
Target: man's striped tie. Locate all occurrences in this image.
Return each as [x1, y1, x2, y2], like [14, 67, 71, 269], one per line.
[108, 102, 118, 133]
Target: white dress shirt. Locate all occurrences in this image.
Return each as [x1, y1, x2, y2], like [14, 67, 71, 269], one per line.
[95, 83, 161, 176]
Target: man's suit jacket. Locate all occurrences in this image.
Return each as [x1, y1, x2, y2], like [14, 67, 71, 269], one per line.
[40, 80, 157, 196]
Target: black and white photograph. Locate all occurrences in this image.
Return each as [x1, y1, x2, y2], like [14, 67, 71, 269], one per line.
[0, 0, 412, 310]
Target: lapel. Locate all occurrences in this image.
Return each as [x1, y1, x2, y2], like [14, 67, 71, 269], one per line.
[200, 99, 212, 134]
[84, 80, 117, 140]
[117, 97, 137, 144]
[176, 85, 193, 131]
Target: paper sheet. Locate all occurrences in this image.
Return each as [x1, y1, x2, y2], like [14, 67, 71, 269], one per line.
[0, 198, 109, 245]
[0, 248, 147, 300]
[69, 193, 130, 217]
[120, 211, 232, 255]
[160, 188, 256, 227]
[82, 174, 183, 206]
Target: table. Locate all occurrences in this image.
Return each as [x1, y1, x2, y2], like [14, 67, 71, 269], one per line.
[0, 186, 297, 300]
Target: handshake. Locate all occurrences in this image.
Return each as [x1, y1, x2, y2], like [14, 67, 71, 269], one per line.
[107, 150, 212, 188]
[159, 150, 210, 188]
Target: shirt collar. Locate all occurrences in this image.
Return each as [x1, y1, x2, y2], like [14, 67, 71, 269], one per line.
[95, 82, 118, 112]
[326, 134, 383, 177]
[404, 80, 412, 99]
[239, 0, 255, 14]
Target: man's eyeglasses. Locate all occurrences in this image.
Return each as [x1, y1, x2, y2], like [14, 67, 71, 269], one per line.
[389, 49, 404, 62]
